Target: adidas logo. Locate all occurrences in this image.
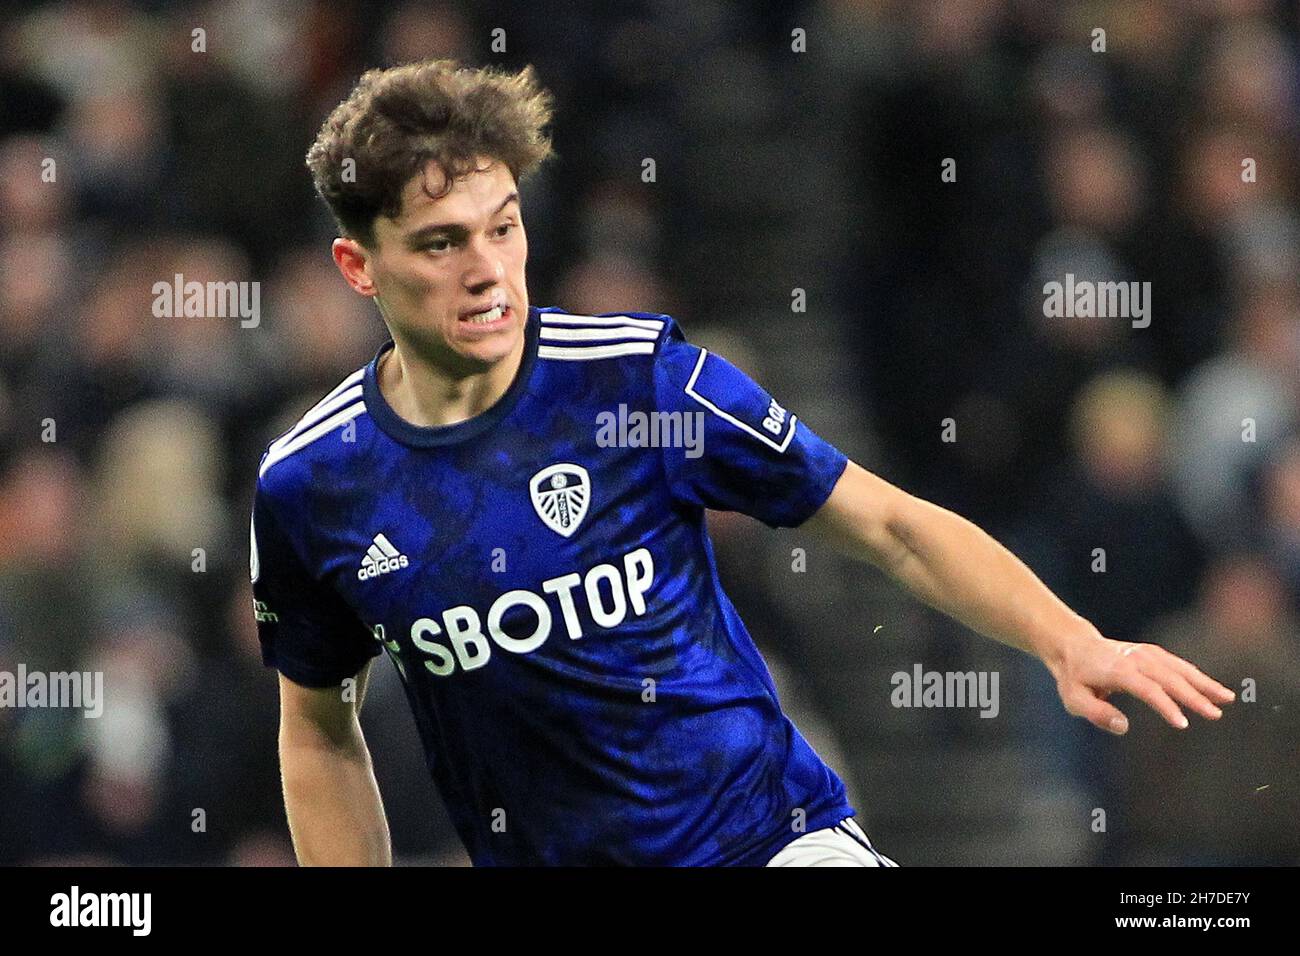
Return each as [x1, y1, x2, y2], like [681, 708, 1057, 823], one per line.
[358, 533, 409, 580]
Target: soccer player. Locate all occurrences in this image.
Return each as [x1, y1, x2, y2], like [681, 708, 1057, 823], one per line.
[251, 59, 1235, 866]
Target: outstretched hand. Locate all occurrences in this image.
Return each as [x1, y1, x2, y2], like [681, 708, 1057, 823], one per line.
[1050, 633, 1235, 735]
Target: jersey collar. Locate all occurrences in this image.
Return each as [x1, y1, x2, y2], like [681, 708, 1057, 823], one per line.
[363, 306, 540, 448]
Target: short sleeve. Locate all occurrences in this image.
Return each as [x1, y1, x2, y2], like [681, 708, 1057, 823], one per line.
[652, 321, 848, 528]
[250, 481, 380, 688]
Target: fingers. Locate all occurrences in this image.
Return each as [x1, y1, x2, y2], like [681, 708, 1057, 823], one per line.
[1122, 671, 1188, 729]
[1123, 645, 1229, 725]
[1154, 666, 1224, 722]
[1063, 686, 1130, 735]
[1150, 646, 1235, 704]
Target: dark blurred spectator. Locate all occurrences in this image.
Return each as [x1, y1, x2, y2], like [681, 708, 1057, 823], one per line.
[1170, 286, 1299, 548]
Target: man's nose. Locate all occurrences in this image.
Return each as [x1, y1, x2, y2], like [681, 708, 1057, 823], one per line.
[464, 236, 504, 290]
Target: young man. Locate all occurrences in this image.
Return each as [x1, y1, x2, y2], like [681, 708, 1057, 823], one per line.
[251, 59, 1234, 866]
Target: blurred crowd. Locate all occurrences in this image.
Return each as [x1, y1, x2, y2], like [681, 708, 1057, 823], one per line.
[0, 0, 1297, 866]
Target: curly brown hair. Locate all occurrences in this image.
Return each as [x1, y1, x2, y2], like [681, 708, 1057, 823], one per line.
[306, 59, 555, 245]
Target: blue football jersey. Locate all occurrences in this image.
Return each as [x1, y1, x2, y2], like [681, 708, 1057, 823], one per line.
[251, 306, 855, 865]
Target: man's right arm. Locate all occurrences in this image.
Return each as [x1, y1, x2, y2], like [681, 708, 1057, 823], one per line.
[253, 467, 390, 865]
[278, 663, 392, 866]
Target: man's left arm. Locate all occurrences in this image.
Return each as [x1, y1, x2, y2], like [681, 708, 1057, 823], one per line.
[803, 460, 1235, 735]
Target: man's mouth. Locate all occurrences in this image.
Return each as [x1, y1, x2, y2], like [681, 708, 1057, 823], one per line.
[459, 299, 511, 326]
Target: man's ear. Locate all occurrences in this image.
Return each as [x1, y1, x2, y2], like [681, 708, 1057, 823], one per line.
[332, 237, 377, 297]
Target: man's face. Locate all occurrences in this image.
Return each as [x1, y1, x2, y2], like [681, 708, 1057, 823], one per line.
[357, 156, 528, 371]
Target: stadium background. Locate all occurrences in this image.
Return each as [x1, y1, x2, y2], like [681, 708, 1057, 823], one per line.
[0, 0, 1297, 866]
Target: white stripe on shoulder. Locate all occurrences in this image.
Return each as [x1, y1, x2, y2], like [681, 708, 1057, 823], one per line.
[539, 325, 660, 342]
[539, 313, 665, 331]
[270, 384, 363, 453]
[270, 368, 366, 452]
[539, 342, 657, 361]
[318, 367, 366, 406]
[260, 401, 366, 477]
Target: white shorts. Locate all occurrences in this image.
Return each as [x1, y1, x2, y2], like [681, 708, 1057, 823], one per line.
[765, 817, 899, 867]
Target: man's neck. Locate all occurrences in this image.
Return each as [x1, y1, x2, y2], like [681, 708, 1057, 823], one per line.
[378, 331, 527, 429]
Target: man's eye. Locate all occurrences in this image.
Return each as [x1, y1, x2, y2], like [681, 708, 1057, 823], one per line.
[495, 223, 515, 237]
[425, 239, 452, 252]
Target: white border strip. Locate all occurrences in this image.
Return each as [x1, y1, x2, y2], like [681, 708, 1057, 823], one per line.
[683, 349, 797, 453]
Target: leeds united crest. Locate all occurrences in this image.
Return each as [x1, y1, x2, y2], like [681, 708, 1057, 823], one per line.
[530, 463, 591, 537]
